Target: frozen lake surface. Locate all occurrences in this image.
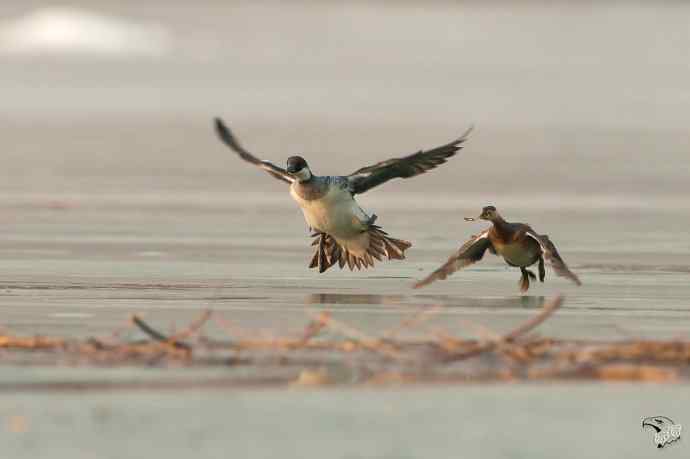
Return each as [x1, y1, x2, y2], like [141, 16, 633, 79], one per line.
[1, 1, 689, 457]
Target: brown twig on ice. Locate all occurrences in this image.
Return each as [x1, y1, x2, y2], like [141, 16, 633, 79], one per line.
[381, 304, 444, 340]
[0, 335, 66, 349]
[130, 315, 191, 351]
[504, 295, 563, 342]
[298, 312, 330, 345]
[170, 310, 212, 341]
[528, 363, 679, 382]
[305, 311, 407, 361]
[3, 294, 690, 384]
[440, 295, 563, 363]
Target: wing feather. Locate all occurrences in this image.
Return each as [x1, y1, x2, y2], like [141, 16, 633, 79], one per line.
[214, 118, 294, 183]
[347, 126, 473, 194]
[413, 230, 490, 289]
[525, 231, 581, 286]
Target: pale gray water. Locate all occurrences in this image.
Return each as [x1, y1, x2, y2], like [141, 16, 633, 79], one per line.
[1, 1, 689, 457]
[1, 383, 689, 459]
[0, 120, 688, 341]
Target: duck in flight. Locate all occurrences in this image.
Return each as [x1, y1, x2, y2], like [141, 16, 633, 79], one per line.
[414, 206, 581, 291]
[214, 118, 472, 273]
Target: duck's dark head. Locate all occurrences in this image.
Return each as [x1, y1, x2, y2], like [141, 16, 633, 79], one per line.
[479, 205, 500, 222]
[286, 156, 312, 182]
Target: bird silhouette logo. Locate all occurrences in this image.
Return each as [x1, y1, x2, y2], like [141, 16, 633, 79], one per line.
[642, 416, 682, 448]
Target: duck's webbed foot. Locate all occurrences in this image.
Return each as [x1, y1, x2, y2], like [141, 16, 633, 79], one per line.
[519, 267, 532, 292]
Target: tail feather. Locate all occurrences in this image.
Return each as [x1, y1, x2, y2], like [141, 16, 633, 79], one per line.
[364, 252, 374, 267]
[367, 236, 386, 261]
[353, 256, 362, 270]
[309, 233, 340, 273]
[369, 246, 384, 261]
[309, 251, 319, 269]
[308, 226, 412, 273]
[330, 244, 341, 267]
[345, 251, 355, 270]
[317, 236, 325, 273]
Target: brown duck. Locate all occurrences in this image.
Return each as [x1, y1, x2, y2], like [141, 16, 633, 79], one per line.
[414, 206, 581, 292]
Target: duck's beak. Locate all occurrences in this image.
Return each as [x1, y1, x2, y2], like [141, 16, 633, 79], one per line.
[464, 215, 480, 222]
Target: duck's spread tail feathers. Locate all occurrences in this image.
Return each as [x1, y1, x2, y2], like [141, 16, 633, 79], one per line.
[309, 226, 411, 273]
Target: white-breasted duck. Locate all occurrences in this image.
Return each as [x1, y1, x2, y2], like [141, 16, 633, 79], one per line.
[414, 206, 581, 291]
[214, 118, 472, 273]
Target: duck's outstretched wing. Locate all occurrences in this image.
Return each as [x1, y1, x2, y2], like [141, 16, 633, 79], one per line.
[214, 118, 294, 184]
[347, 127, 473, 195]
[413, 230, 490, 289]
[525, 230, 582, 286]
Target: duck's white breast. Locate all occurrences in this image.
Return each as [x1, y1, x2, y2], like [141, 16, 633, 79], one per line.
[290, 185, 367, 238]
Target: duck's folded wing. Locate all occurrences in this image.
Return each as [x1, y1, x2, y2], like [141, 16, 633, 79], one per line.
[413, 230, 490, 289]
[347, 127, 473, 195]
[525, 230, 582, 286]
[214, 118, 294, 184]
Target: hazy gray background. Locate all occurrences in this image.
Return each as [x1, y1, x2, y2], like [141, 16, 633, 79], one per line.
[1, 2, 688, 197]
[0, 2, 689, 458]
